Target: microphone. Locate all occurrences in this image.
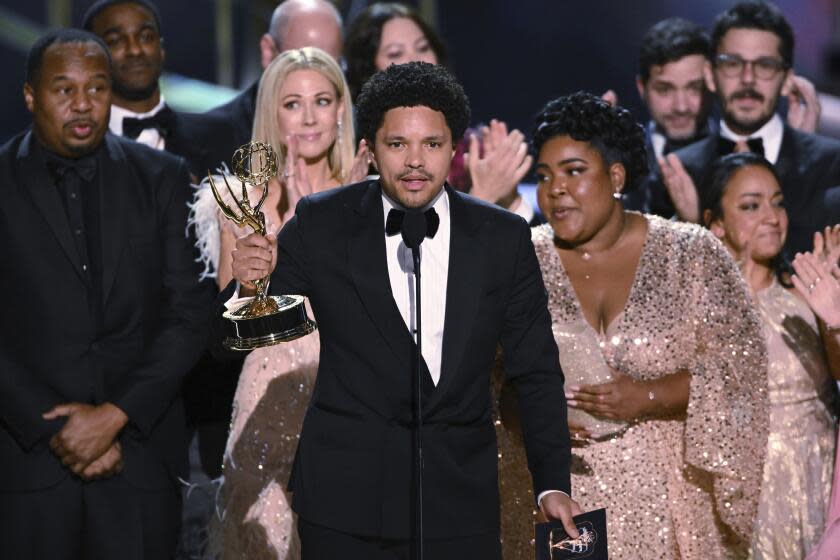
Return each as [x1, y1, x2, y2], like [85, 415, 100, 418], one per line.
[400, 209, 428, 252]
[400, 208, 426, 560]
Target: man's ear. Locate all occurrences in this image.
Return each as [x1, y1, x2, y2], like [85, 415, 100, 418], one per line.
[704, 60, 717, 94]
[23, 83, 35, 113]
[260, 34, 279, 70]
[160, 36, 166, 66]
[780, 69, 795, 97]
[635, 76, 646, 101]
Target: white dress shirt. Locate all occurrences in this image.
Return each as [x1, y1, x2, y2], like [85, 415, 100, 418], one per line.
[109, 97, 168, 151]
[720, 113, 784, 164]
[382, 188, 450, 385]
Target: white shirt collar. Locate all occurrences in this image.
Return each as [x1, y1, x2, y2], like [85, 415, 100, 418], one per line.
[719, 113, 784, 164]
[109, 96, 167, 136]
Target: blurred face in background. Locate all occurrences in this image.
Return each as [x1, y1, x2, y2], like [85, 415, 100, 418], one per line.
[375, 17, 438, 70]
[24, 41, 112, 157]
[707, 164, 787, 264]
[535, 135, 625, 247]
[637, 54, 708, 141]
[90, 2, 163, 102]
[276, 68, 343, 161]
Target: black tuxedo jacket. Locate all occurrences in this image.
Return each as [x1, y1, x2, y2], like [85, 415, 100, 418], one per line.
[0, 131, 214, 492]
[165, 109, 237, 180]
[220, 180, 571, 540]
[204, 80, 259, 168]
[675, 125, 840, 255]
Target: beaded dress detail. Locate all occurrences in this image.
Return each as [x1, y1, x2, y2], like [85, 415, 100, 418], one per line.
[495, 216, 769, 560]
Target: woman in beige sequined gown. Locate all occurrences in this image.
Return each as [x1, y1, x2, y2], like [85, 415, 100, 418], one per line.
[494, 93, 769, 560]
[699, 153, 839, 560]
[192, 48, 365, 558]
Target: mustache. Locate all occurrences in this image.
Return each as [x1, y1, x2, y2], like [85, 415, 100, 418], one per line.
[730, 88, 764, 102]
[399, 170, 432, 180]
[64, 118, 96, 128]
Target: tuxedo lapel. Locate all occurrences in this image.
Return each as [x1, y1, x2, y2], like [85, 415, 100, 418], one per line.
[18, 133, 84, 277]
[348, 182, 417, 370]
[427, 188, 487, 410]
[99, 135, 130, 303]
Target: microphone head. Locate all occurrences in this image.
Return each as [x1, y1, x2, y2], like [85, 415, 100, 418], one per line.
[401, 209, 427, 251]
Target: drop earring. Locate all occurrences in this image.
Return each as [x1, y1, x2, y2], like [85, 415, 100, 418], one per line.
[613, 190, 622, 200]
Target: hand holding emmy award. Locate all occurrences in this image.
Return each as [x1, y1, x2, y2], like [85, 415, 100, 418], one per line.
[208, 141, 316, 350]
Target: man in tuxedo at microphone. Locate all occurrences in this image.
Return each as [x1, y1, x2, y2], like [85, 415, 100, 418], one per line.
[226, 61, 579, 559]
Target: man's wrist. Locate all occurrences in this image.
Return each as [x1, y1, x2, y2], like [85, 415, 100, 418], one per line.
[101, 403, 129, 436]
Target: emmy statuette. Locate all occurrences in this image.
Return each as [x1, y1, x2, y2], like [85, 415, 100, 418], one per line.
[208, 141, 316, 350]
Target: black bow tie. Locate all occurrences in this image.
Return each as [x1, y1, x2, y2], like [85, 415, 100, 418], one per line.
[122, 106, 174, 140]
[45, 151, 97, 183]
[718, 136, 765, 157]
[385, 207, 440, 239]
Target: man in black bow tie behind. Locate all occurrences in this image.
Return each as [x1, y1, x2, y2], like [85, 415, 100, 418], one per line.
[660, 0, 840, 255]
[83, 0, 233, 180]
[224, 61, 579, 559]
[0, 29, 213, 558]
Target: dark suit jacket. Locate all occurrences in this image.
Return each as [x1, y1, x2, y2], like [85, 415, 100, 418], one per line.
[0, 131, 214, 492]
[675, 125, 840, 255]
[204, 80, 259, 167]
[217, 180, 571, 540]
[165, 109, 237, 180]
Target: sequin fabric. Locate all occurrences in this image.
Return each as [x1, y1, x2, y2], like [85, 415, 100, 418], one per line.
[749, 280, 837, 559]
[495, 216, 769, 560]
[218, 312, 320, 560]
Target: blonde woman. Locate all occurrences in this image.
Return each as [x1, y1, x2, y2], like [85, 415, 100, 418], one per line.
[192, 47, 366, 559]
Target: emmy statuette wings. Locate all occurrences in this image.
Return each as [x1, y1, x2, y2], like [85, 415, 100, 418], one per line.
[207, 141, 316, 350]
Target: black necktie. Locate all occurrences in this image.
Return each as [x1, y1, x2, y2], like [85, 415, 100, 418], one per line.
[122, 106, 175, 140]
[718, 136, 765, 157]
[385, 207, 440, 239]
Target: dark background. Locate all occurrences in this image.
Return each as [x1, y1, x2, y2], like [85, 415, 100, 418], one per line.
[2, 0, 838, 143]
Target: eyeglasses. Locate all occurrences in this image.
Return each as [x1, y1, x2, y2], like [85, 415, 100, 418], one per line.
[714, 54, 788, 80]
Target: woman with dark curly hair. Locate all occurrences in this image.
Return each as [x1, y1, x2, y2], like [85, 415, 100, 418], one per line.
[699, 153, 839, 559]
[494, 92, 769, 559]
[344, 3, 446, 103]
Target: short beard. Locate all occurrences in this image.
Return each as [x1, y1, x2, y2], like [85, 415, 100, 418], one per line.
[112, 76, 159, 103]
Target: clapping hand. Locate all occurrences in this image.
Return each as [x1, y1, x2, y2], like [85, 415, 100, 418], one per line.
[658, 154, 700, 222]
[792, 251, 840, 327]
[786, 74, 821, 134]
[812, 225, 840, 266]
[347, 139, 371, 184]
[465, 119, 532, 207]
[280, 135, 314, 224]
[567, 368, 649, 422]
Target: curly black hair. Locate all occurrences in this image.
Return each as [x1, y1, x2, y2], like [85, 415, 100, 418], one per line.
[639, 18, 709, 82]
[355, 61, 470, 146]
[532, 91, 649, 192]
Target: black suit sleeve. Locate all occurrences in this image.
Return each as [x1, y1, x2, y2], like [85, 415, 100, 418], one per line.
[270, 195, 313, 296]
[111, 160, 215, 437]
[500, 219, 572, 497]
[0, 351, 64, 450]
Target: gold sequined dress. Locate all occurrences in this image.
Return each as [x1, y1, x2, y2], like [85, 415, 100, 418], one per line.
[219, 326, 319, 560]
[749, 280, 837, 560]
[495, 216, 769, 560]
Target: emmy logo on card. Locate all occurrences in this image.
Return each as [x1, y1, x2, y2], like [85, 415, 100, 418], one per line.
[549, 521, 597, 558]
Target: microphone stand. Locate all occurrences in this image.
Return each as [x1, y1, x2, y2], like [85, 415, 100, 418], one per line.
[400, 210, 427, 560]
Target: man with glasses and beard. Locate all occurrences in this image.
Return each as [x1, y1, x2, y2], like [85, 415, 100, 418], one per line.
[660, 0, 840, 255]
